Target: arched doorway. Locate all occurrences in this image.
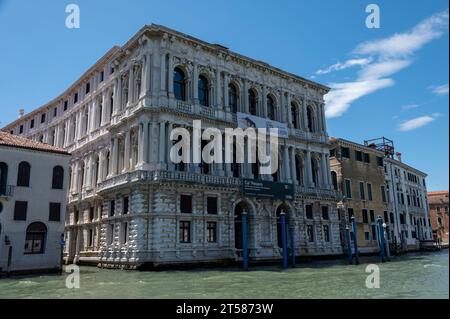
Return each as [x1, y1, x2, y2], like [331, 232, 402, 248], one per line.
[276, 204, 291, 249]
[234, 201, 251, 251]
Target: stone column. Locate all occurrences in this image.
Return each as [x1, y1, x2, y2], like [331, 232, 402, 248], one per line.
[262, 86, 267, 118]
[159, 121, 166, 164]
[306, 150, 313, 187]
[320, 153, 328, 188]
[243, 79, 249, 113]
[166, 122, 174, 170]
[325, 154, 332, 188]
[290, 147, 297, 184]
[302, 97, 308, 130]
[101, 90, 107, 126]
[193, 62, 199, 104]
[167, 53, 174, 98]
[112, 78, 119, 115]
[160, 52, 167, 96]
[224, 73, 230, 111]
[287, 94, 293, 127]
[97, 151, 104, 183]
[144, 53, 151, 97]
[124, 130, 131, 172]
[215, 68, 221, 109]
[283, 145, 291, 182]
[128, 67, 135, 106]
[112, 138, 119, 175]
[321, 103, 327, 134]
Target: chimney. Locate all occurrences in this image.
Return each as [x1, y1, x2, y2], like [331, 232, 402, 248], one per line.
[396, 152, 402, 162]
[18, 108, 24, 118]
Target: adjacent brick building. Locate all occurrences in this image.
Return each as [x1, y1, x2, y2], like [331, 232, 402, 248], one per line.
[428, 191, 449, 244]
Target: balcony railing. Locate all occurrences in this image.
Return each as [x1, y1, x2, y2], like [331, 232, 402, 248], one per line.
[0, 185, 14, 197]
[96, 169, 339, 200]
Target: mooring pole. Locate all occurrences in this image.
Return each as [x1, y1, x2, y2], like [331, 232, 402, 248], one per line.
[345, 224, 353, 264]
[383, 222, 391, 261]
[290, 224, 296, 268]
[351, 216, 359, 265]
[377, 217, 385, 262]
[280, 211, 288, 270]
[242, 209, 249, 270]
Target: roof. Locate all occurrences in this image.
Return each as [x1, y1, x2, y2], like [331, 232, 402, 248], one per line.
[329, 137, 385, 156]
[428, 191, 449, 205]
[0, 131, 70, 155]
[2, 24, 329, 131]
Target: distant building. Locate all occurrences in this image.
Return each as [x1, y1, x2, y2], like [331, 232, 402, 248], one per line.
[330, 138, 389, 254]
[0, 131, 70, 274]
[428, 191, 449, 244]
[383, 156, 432, 251]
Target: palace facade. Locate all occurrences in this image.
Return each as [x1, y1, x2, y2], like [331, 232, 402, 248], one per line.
[3, 25, 341, 269]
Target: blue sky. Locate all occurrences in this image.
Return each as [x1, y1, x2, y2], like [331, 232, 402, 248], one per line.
[0, 0, 448, 190]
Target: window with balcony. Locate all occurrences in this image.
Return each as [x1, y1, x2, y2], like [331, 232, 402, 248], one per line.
[267, 95, 275, 120]
[198, 75, 209, 106]
[228, 83, 238, 113]
[174, 67, 186, 101]
[248, 89, 257, 115]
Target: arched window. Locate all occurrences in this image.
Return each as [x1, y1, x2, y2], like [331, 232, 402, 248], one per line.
[198, 75, 209, 106]
[24, 222, 47, 254]
[295, 155, 303, 185]
[0, 162, 8, 194]
[173, 67, 186, 101]
[52, 166, 64, 189]
[228, 83, 238, 113]
[248, 89, 257, 115]
[311, 157, 318, 185]
[307, 106, 315, 132]
[331, 171, 338, 190]
[291, 102, 299, 129]
[267, 95, 275, 120]
[17, 161, 31, 187]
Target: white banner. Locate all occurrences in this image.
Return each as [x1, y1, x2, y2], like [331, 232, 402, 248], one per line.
[237, 112, 288, 138]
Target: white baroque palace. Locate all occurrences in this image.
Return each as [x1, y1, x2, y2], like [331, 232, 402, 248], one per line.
[3, 25, 341, 268]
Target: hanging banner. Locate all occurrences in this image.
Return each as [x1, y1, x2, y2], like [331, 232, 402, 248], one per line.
[237, 112, 289, 138]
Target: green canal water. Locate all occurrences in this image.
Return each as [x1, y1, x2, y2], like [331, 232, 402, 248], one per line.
[0, 251, 448, 299]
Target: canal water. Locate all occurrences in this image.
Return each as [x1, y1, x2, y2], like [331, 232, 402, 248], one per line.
[0, 251, 448, 299]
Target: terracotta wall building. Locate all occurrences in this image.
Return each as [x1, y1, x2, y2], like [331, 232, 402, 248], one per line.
[428, 191, 449, 244]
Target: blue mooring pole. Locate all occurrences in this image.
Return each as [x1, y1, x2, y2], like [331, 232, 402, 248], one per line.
[242, 209, 249, 270]
[377, 217, 385, 262]
[290, 225, 296, 268]
[351, 216, 359, 264]
[280, 211, 288, 270]
[345, 225, 353, 264]
[384, 224, 391, 261]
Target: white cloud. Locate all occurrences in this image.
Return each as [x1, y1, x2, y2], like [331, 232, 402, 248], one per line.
[324, 9, 449, 119]
[431, 83, 449, 95]
[397, 113, 440, 132]
[401, 104, 420, 111]
[316, 58, 372, 75]
[324, 79, 394, 118]
[355, 10, 449, 58]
